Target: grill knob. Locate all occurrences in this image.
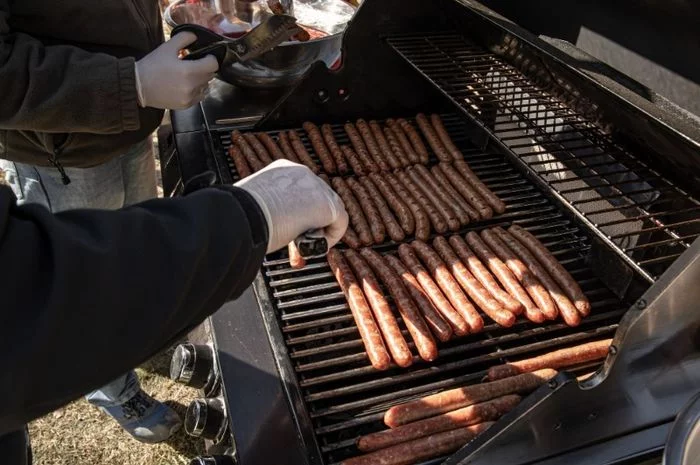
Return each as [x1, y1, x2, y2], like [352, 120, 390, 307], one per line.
[189, 456, 236, 465]
[170, 344, 216, 390]
[185, 398, 227, 441]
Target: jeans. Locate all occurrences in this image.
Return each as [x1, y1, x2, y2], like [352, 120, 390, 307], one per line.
[0, 138, 158, 409]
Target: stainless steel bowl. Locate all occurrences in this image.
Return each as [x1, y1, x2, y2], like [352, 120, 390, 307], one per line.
[164, 0, 355, 88]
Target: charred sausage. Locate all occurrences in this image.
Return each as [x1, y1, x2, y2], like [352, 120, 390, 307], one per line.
[398, 117, 430, 164]
[340, 145, 366, 176]
[438, 162, 492, 220]
[303, 122, 337, 174]
[347, 177, 386, 244]
[407, 167, 460, 231]
[232, 130, 265, 172]
[386, 172, 430, 240]
[415, 164, 471, 226]
[430, 114, 463, 161]
[357, 119, 390, 171]
[415, 113, 452, 162]
[345, 123, 379, 173]
[228, 145, 252, 179]
[454, 160, 506, 214]
[431, 165, 480, 222]
[383, 126, 411, 167]
[277, 131, 301, 163]
[359, 177, 405, 242]
[368, 173, 414, 235]
[287, 130, 320, 173]
[369, 120, 401, 169]
[257, 132, 286, 161]
[342, 227, 362, 249]
[244, 133, 273, 165]
[387, 118, 420, 164]
[332, 177, 373, 246]
[396, 170, 448, 234]
[321, 124, 349, 174]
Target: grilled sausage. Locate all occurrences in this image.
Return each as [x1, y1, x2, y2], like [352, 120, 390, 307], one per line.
[383, 368, 557, 427]
[332, 177, 373, 246]
[277, 131, 301, 163]
[397, 244, 469, 336]
[368, 173, 414, 235]
[343, 423, 494, 465]
[431, 165, 480, 222]
[383, 126, 411, 167]
[361, 249, 438, 362]
[407, 167, 460, 232]
[228, 145, 252, 179]
[359, 177, 405, 242]
[358, 395, 519, 452]
[244, 133, 273, 165]
[321, 124, 349, 174]
[385, 255, 452, 342]
[508, 224, 591, 316]
[288, 130, 320, 173]
[232, 130, 265, 171]
[454, 160, 506, 214]
[340, 145, 366, 176]
[345, 250, 413, 368]
[357, 119, 390, 171]
[303, 122, 336, 174]
[327, 249, 391, 370]
[396, 170, 448, 234]
[486, 339, 612, 381]
[346, 177, 386, 244]
[430, 114, 463, 161]
[257, 132, 286, 161]
[288, 242, 306, 269]
[370, 120, 401, 169]
[415, 113, 452, 162]
[386, 172, 430, 240]
[465, 232, 545, 323]
[411, 240, 484, 334]
[387, 118, 420, 164]
[494, 227, 581, 327]
[439, 162, 492, 220]
[345, 123, 379, 173]
[448, 235, 523, 314]
[318, 173, 331, 186]
[342, 227, 362, 249]
[433, 237, 516, 327]
[415, 164, 470, 226]
[398, 117, 430, 164]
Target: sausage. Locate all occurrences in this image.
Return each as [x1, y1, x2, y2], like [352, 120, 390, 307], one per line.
[494, 227, 581, 327]
[431, 165, 480, 222]
[396, 170, 448, 234]
[465, 232, 545, 324]
[303, 122, 337, 174]
[433, 237, 516, 327]
[340, 145, 366, 176]
[256, 132, 286, 161]
[385, 255, 452, 342]
[345, 250, 413, 368]
[243, 133, 273, 164]
[383, 368, 557, 427]
[480, 229, 557, 321]
[232, 130, 265, 171]
[359, 177, 405, 242]
[448, 235, 523, 315]
[454, 160, 506, 214]
[430, 114, 463, 161]
[327, 250, 391, 370]
[288, 242, 306, 269]
[410, 240, 484, 334]
[369, 120, 401, 169]
[358, 395, 519, 452]
[342, 227, 362, 249]
[318, 173, 331, 186]
[398, 244, 469, 336]
[361, 249, 438, 362]
[228, 145, 252, 179]
[415, 164, 471, 226]
[385, 172, 430, 240]
[368, 173, 414, 235]
[508, 224, 591, 316]
[321, 124, 349, 174]
[387, 118, 420, 164]
[398, 118, 430, 164]
[407, 167, 460, 231]
[332, 177, 373, 246]
[438, 162, 492, 220]
[345, 123, 379, 173]
[346, 177, 386, 244]
[357, 119, 390, 171]
[343, 423, 494, 465]
[486, 339, 612, 381]
[383, 126, 411, 167]
[277, 131, 301, 163]
[287, 130, 320, 173]
[415, 113, 452, 162]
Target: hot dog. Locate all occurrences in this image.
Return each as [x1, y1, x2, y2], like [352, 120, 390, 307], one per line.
[359, 177, 405, 242]
[383, 126, 412, 167]
[288, 242, 306, 269]
[438, 162, 492, 220]
[415, 164, 471, 226]
[321, 124, 349, 174]
[256, 132, 286, 161]
[385, 172, 430, 240]
[228, 145, 252, 179]
[277, 131, 301, 163]
[370, 120, 401, 169]
[232, 130, 265, 171]
[407, 167, 460, 232]
[431, 165, 480, 222]
[345, 123, 379, 173]
[287, 130, 320, 173]
[398, 118, 430, 164]
[332, 177, 373, 246]
[454, 160, 506, 214]
[368, 173, 415, 235]
[430, 114, 464, 161]
[303, 122, 336, 174]
[387, 118, 420, 164]
[415, 113, 452, 162]
[347, 177, 386, 244]
[244, 133, 273, 165]
[357, 119, 390, 171]
[396, 170, 448, 234]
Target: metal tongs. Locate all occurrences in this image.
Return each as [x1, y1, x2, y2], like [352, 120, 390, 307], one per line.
[294, 229, 329, 259]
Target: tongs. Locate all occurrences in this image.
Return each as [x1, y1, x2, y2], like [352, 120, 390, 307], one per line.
[171, 14, 302, 66]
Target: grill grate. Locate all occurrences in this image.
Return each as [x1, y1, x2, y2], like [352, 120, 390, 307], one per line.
[387, 33, 700, 282]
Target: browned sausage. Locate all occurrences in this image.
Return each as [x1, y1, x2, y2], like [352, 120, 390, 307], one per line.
[321, 124, 349, 174]
[465, 232, 545, 324]
[396, 170, 448, 234]
[244, 133, 273, 165]
[415, 164, 470, 226]
[387, 118, 420, 164]
[448, 235, 523, 315]
[508, 224, 591, 316]
[411, 240, 484, 334]
[439, 162, 492, 220]
[332, 177, 373, 246]
[430, 114, 463, 161]
[228, 145, 252, 179]
[357, 119, 390, 171]
[277, 131, 301, 163]
[368, 173, 414, 235]
[370, 120, 401, 169]
[288, 242, 306, 269]
[232, 130, 265, 171]
[318, 173, 331, 186]
[385, 255, 452, 342]
[359, 395, 519, 452]
[342, 227, 362, 249]
[287, 130, 320, 173]
[454, 160, 506, 214]
[383, 126, 411, 167]
[345, 123, 379, 173]
[407, 167, 460, 232]
[494, 227, 581, 327]
[303, 122, 336, 174]
[359, 177, 405, 242]
[398, 244, 469, 336]
[343, 423, 494, 465]
[486, 339, 612, 381]
[361, 249, 438, 362]
[415, 113, 452, 162]
[385, 172, 430, 240]
[340, 145, 366, 176]
[431, 165, 480, 222]
[433, 237, 516, 327]
[383, 368, 557, 427]
[327, 249, 391, 370]
[257, 132, 286, 161]
[398, 117, 430, 164]
[346, 177, 386, 244]
[345, 250, 413, 368]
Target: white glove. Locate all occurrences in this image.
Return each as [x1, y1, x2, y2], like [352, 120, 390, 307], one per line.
[134, 32, 219, 110]
[235, 160, 349, 254]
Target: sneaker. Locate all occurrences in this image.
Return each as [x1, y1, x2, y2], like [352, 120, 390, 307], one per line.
[100, 390, 182, 443]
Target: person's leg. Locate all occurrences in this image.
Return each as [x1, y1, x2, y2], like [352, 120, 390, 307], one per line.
[120, 138, 158, 206]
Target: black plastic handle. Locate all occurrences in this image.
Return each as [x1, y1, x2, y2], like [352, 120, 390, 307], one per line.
[171, 23, 228, 65]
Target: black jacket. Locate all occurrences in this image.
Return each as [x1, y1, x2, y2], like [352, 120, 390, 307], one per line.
[0, 184, 267, 436]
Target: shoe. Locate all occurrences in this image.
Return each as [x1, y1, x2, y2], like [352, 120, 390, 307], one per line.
[100, 390, 182, 444]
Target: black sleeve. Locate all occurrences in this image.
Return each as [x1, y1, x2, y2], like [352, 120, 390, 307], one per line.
[0, 184, 268, 435]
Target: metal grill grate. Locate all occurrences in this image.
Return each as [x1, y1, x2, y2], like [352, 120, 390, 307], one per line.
[387, 33, 700, 282]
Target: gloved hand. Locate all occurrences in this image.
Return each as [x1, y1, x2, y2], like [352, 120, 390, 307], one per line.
[235, 160, 349, 254]
[134, 32, 219, 110]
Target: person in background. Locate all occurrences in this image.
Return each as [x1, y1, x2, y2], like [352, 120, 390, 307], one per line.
[0, 1, 218, 442]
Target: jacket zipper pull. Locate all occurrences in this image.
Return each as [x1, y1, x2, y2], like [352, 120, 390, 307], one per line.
[49, 148, 71, 185]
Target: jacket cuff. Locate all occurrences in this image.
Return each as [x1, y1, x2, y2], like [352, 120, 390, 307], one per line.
[118, 58, 141, 132]
[213, 185, 269, 254]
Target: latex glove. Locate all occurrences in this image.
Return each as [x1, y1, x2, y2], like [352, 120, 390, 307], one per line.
[236, 160, 348, 254]
[134, 32, 219, 110]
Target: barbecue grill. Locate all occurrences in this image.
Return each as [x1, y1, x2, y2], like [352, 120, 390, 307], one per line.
[165, 1, 700, 464]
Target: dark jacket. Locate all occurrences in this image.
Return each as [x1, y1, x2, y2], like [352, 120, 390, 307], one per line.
[0, 184, 268, 436]
[0, 0, 165, 169]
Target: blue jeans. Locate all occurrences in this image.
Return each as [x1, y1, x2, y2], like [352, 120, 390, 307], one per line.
[0, 139, 158, 408]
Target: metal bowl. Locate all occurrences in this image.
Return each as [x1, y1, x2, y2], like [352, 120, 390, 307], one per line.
[164, 0, 355, 88]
